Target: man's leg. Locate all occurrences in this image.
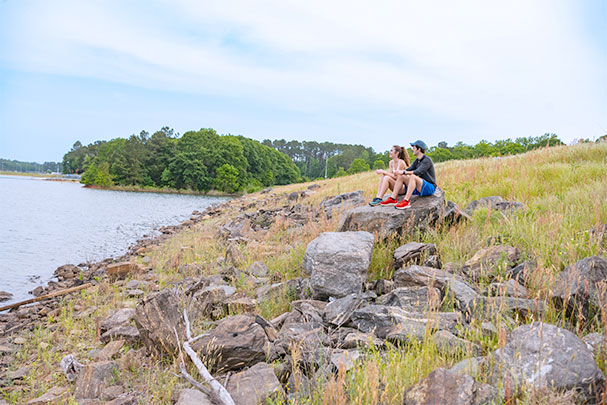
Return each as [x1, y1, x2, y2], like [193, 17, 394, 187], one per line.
[403, 175, 424, 201]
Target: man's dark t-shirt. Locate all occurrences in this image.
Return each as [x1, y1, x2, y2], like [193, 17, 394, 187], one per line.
[406, 155, 436, 186]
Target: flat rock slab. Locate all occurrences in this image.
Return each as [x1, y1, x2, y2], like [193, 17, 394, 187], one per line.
[376, 286, 441, 312]
[337, 188, 445, 239]
[403, 368, 496, 405]
[491, 322, 605, 402]
[226, 362, 283, 405]
[303, 231, 374, 300]
[106, 262, 140, 279]
[0, 291, 13, 302]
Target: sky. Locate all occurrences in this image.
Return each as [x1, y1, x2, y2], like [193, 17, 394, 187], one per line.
[0, 0, 605, 163]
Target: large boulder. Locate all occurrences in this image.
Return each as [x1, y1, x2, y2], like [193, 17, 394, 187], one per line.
[319, 190, 366, 219]
[337, 189, 445, 239]
[134, 289, 186, 356]
[552, 256, 607, 318]
[491, 322, 605, 402]
[100, 308, 135, 333]
[192, 315, 270, 373]
[303, 232, 374, 300]
[403, 368, 496, 405]
[460, 246, 520, 282]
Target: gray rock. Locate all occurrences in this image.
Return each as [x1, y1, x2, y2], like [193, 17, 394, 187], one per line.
[100, 326, 140, 344]
[319, 190, 366, 219]
[506, 261, 535, 286]
[552, 256, 607, 318]
[442, 200, 471, 225]
[303, 231, 374, 300]
[460, 245, 520, 282]
[26, 386, 68, 404]
[192, 284, 237, 318]
[330, 349, 361, 371]
[134, 289, 186, 356]
[449, 357, 486, 376]
[0, 291, 13, 302]
[225, 243, 245, 268]
[96, 340, 125, 361]
[246, 261, 269, 277]
[393, 242, 438, 269]
[337, 189, 445, 239]
[491, 322, 605, 401]
[422, 255, 442, 269]
[351, 305, 463, 341]
[175, 388, 213, 405]
[100, 308, 135, 333]
[226, 362, 283, 405]
[463, 196, 505, 215]
[323, 293, 365, 327]
[393, 265, 479, 310]
[342, 331, 384, 349]
[482, 279, 528, 298]
[431, 330, 482, 356]
[376, 286, 441, 312]
[583, 332, 605, 357]
[403, 368, 496, 405]
[193, 315, 269, 373]
[74, 361, 118, 399]
[465, 296, 545, 321]
[102, 385, 124, 401]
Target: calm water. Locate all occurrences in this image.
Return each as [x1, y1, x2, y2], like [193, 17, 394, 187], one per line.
[0, 175, 228, 304]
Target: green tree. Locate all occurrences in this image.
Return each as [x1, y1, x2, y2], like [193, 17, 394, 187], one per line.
[215, 164, 240, 193]
[373, 159, 385, 169]
[347, 158, 370, 174]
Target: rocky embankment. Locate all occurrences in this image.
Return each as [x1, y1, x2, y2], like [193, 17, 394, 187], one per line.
[1, 186, 606, 404]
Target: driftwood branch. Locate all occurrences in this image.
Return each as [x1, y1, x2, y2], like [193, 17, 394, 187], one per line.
[0, 283, 92, 312]
[178, 309, 235, 405]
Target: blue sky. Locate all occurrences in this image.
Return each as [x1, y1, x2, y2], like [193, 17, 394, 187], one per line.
[1, 0, 605, 162]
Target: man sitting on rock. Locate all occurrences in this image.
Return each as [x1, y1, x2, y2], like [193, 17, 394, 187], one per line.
[380, 140, 437, 209]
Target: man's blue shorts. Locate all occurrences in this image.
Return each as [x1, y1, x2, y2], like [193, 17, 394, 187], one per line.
[407, 179, 436, 196]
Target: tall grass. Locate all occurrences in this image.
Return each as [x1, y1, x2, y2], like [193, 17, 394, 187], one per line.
[4, 143, 606, 404]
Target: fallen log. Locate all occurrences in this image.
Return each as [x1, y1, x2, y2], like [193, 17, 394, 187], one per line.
[0, 283, 92, 312]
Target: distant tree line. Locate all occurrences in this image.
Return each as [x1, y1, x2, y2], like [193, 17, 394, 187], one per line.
[425, 133, 564, 163]
[63, 127, 300, 193]
[262, 133, 565, 179]
[0, 158, 61, 173]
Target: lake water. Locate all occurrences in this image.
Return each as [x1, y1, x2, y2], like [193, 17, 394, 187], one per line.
[0, 175, 228, 304]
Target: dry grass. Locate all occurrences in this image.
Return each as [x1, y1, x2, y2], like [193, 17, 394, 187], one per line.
[3, 142, 607, 404]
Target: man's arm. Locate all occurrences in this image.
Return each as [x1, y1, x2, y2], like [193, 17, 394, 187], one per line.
[412, 157, 432, 177]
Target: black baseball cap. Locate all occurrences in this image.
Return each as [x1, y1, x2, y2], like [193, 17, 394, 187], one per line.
[410, 140, 428, 150]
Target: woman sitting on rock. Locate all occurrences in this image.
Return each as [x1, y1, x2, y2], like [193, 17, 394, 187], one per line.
[369, 145, 411, 206]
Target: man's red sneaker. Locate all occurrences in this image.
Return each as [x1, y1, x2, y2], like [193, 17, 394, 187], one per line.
[380, 197, 398, 206]
[395, 199, 410, 209]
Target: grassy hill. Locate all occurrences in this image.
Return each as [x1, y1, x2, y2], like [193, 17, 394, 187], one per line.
[2, 142, 606, 404]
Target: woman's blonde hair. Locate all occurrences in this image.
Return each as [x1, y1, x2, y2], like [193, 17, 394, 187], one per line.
[393, 145, 411, 167]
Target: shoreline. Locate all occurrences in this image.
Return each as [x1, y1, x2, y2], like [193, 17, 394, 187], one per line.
[83, 184, 241, 197]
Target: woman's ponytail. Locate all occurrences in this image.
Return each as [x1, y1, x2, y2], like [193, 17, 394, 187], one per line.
[401, 146, 411, 166]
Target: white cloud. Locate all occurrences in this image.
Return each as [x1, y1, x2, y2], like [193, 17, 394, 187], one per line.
[1, 0, 605, 146]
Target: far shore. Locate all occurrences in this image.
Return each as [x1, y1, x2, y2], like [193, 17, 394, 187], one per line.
[83, 184, 241, 197]
[0, 171, 79, 182]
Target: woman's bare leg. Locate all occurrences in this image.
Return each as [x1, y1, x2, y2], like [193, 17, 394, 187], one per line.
[376, 176, 391, 198]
